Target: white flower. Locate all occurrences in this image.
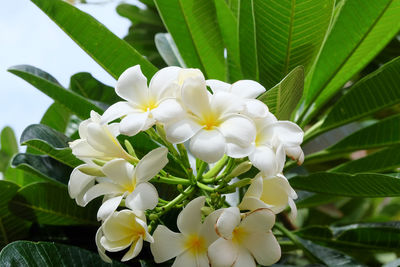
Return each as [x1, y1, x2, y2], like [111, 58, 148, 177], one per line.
[70, 147, 168, 220]
[69, 111, 132, 162]
[101, 65, 184, 136]
[96, 210, 153, 262]
[208, 207, 281, 267]
[150, 196, 222, 267]
[164, 74, 256, 163]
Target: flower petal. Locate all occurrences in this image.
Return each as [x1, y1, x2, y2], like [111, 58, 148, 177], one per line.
[135, 147, 168, 183]
[69, 139, 106, 160]
[119, 112, 149, 136]
[215, 207, 240, 239]
[226, 142, 255, 158]
[211, 92, 244, 116]
[68, 165, 96, 199]
[149, 66, 181, 100]
[219, 115, 256, 147]
[248, 145, 277, 173]
[244, 99, 269, 119]
[151, 225, 186, 263]
[208, 238, 238, 267]
[86, 122, 125, 157]
[206, 79, 231, 94]
[116, 65, 148, 105]
[151, 98, 185, 123]
[232, 247, 256, 267]
[271, 121, 304, 146]
[100, 236, 132, 252]
[240, 176, 263, 199]
[102, 210, 136, 242]
[259, 176, 293, 213]
[241, 208, 275, 233]
[125, 182, 159, 211]
[238, 197, 268, 212]
[190, 129, 226, 163]
[243, 231, 281, 266]
[102, 159, 134, 186]
[199, 209, 224, 246]
[165, 118, 201, 144]
[83, 183, 123, 205]
[95, 228, 112, 263]
[97, 195, 124, 221]
[101, 101, 135, 124]
[181, 75, 210, 117]
[231, 80, 266, 99]
[177, 196, 205, 235]
[171, 250, 208, 267]
[122, 237, 143, 262]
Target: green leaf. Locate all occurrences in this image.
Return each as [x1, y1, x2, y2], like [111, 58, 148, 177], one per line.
[31, 0, 157, 79]
[20, 124, 82, 168]
[296, 193, 340, 209]
[40, 103, 71, 133]
[321, 56, 400, 132]
[155, 0, 226, 80]
[117, 3, 163, 26]
[0, 181, 31, 249]
[330, 145, 400, 174]
[301, 0, 400, 124]
[241, 0, 333, 88]
[69, 73, 121, 105]
[12, 153, 72, 185]
[0, 127, 18, 158]
[155, 33, 186, 67]
[0, 241, 126, 266]
[258, 66, 304, 120]
[8, 65, 103, 120]
[9, 182, 98, 226]
[213, 0, 243, 82]
[327, 114, 400, 153]
[290, 172, 400, 197]
[3, 167, 46, 187]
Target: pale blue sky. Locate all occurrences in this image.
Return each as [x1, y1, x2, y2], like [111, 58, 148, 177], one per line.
[0, 0, 139, 140]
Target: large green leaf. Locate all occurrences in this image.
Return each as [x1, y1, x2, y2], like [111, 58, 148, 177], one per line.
[258, 66, 304, 120]
[330, 145, 400, 174]
[40, 103, 71, 134]
[31, 0, 157, 79]
[155, 0, 226, 80]
[12, 153, 71, 185]
[296, 222, 400, 252]
[8, 65, 103, 120]
[0, 127, 18, 172]
[0, 181, 30, 249]
[320, 56, 400, 132]
[0, 241, 126, 266]
[300, 0, 400, 125]
[3, 167, 46, 187]
[290, 172, 400, 197]
[241, 0, 333, 88]
[69, 73, 121, 106]
[9, 182, 98, 226]
[20, 124, 82, 168]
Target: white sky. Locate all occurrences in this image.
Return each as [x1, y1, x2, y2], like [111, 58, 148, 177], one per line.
[0, 0, 138, 140]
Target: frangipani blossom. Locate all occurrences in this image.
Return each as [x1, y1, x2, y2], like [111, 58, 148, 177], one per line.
[164, 74, 256, 163]
[69, 111, 132, 162]
[96, 210, 153, 262]
[70, 147, 168, 220]
[208, 207, 281, 267]
[151, 196, 222, 267]
[101, 65, 184, 136]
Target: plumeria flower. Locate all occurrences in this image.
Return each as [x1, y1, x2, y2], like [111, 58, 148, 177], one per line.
[206, 79, 269, 119]
[70, 147, 168, 220]
[150, 196, 222, 267]
[96, 210, 153, 262]
[101, 65, 185, 136]
[208, 207, 281, 267]
[69, 111, 133, 162]
[164, 74, 256, 163]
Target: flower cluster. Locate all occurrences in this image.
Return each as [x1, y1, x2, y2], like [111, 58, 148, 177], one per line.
[68, 65, 304, 266]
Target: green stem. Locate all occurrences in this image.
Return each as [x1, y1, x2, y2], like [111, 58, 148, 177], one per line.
[197, 181, 215, 192]
[196, 160, 208, 181]
[151, 175, 191, 185]
[202, 155, 228, 180]
[157, 186, 195, 216]
[177, 143, 191, 168]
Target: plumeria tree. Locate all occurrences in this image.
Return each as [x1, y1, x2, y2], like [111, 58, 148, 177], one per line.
[1, 0, 400, 266]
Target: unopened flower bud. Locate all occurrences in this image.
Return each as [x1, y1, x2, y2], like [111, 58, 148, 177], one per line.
[78, 166, 105, 177]
[227, 161, 252, 179]
[149, 213, 159, 221]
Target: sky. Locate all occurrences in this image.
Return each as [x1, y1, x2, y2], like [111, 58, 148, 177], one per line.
[0, 0, 139, 141]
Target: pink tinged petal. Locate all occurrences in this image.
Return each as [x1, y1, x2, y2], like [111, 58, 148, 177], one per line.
[243, 231, 281, 266]
[210, 92, 244, 117]
[285, 146, 304, 165]
[119, 112, 150, 136]
[232, 247, 256, 267]
[272, 121, 304, 146]
[177, 196, 205, 235]
[68, 166, 96, 199]
[226, 142, 255, 158]
[181, 75, 211, 117]
[244, 99, 269, 119]
[116, 65, 149, 105]
[101, 102, 135, 124]
[97, 195, 124, 221]
[199, 209, 224, 246]
[165, 118, 201, 144]
[102, 159, 134, 186]
[207, 238, 238, 267]
[190, 129, 226, 163]
[241, 208, 276, 233]
[83, 183, 123, 205]
[95, 228, 112, 263]
[135, 147, 168, 183]
[151, 99, 185, 123]
[231, 80, 266, 99]
[122, 237, 143, 262]
[125, 182, 159, 211]
[215, 207, 240, 239]
[219, 115, 256, 147]
[149, 66, 181, 100]
[151, 225, 186, 263]
[206, 79, 231, 94]
[249, 145, 277, 174]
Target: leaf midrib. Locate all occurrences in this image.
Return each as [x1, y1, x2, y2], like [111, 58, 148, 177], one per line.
[283, 0, 296, 74]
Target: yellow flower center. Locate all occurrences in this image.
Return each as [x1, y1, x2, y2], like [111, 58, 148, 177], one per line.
[232, 226, 247, 244]
[184, 234, 207, 255]
[140, 98, 158, 112]
[198, 112, 221, 130]
[123, 180, 136, 193]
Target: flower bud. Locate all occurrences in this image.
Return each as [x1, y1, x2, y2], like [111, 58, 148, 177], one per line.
[227, 161, 252, 179]
[78, 166, 105, 177]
